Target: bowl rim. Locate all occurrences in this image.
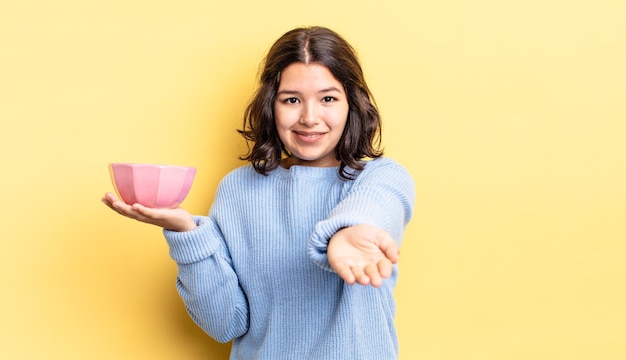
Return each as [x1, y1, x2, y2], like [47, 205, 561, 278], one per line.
[109, 162, 196, 170]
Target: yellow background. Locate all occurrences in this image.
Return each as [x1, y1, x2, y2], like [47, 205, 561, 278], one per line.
[1, 0, 624, 359]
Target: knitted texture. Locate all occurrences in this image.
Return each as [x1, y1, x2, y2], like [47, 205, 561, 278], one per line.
[164, 158, 415, 360]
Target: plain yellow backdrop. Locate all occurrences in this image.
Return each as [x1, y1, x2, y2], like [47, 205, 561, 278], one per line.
[1, 0, 625, 359]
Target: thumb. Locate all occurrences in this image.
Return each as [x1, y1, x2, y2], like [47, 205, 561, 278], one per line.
[376, 230, 399, 263]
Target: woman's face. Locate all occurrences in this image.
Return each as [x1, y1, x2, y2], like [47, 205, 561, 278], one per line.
[274, 62, 349, 168]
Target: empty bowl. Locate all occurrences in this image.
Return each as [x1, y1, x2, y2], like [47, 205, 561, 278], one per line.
[109, 163, 196, 208]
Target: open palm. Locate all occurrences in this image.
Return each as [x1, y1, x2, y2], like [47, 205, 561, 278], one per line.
[101, 192, 196, 232]
[327, 224, 399, 287]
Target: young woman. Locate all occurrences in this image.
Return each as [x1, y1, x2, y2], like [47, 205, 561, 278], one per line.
[103, 26, 415, 360]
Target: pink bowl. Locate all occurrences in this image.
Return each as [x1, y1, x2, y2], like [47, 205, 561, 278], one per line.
[109, 163, 196, 208]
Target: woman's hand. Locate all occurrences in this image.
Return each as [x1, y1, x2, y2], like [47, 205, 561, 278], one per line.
[327, 224, 399, 287]
[101, 192, 196, 232]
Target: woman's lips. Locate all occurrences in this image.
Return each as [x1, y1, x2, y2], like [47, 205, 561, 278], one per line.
[294, 131, 325, 143]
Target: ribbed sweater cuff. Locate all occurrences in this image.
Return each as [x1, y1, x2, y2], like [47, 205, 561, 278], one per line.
[307, 215, 363, 272]
[163, 216, 222, 264]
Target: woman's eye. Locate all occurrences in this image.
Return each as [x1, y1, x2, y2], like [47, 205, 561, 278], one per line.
[322, 96, 336, 103]
[284, 97, 299, 104]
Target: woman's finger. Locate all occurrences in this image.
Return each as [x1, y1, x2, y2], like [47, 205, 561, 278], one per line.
[377, 258, 393, 279]
[376, 231, 400, 263]
[364, 262, 382, 287]
[334, 263, 356, 285]
[351, 265, 370, 286]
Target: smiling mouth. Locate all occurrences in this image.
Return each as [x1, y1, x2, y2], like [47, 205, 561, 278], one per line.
[295, 131, 325, 142]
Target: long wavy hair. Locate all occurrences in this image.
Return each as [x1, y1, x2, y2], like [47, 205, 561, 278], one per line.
[238, 26, 383, 180]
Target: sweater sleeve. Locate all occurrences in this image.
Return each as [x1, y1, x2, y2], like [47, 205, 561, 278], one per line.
[163, 215, 249, 343]
[307, 158, 416, 272]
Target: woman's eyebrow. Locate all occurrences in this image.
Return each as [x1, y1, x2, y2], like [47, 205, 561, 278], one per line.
[317, 86, 343, 94]
[277, 87, 343, 95]
[276, 89, 300, 95]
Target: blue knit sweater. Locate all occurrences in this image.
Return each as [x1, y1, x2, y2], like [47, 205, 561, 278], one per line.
[163, 157, 415, 360]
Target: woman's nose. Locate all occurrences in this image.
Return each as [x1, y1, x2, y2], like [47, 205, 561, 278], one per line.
[299, 103, 319, 126]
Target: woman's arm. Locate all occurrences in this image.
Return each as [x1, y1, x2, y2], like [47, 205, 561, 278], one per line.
[307, 158, 416, 286]
[102, 192, 249, 342]
[164, 216, 249, 343]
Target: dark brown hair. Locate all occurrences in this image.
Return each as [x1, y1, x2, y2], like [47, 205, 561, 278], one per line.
[238, 26, 383, 180]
